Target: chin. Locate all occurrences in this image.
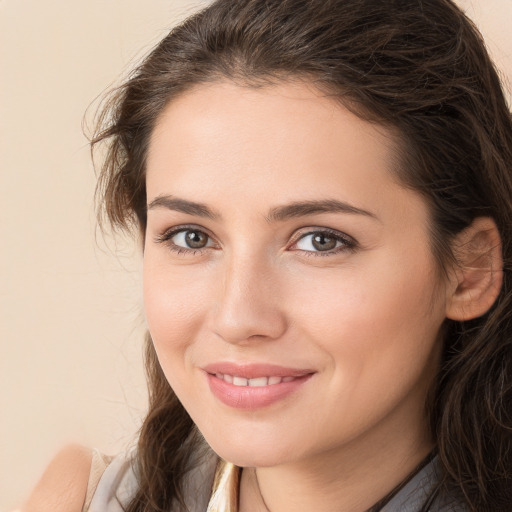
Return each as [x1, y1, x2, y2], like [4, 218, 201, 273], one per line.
[215, 448, 288, 468]
[203, 434, 298, 468]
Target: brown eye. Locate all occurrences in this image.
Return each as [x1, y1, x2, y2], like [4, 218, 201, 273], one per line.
[311, 233, 337, 251]
[293, 229, 356, 255]
[183, 230, 209, 249]
[159, 228, 214, 252]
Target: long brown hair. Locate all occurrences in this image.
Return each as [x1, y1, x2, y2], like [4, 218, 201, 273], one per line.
[91, 0, 512, 510]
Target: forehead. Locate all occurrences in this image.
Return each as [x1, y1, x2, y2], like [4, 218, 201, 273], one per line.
[149, 80, 398, 156]
[148, 81, 398, 180]
[145, 80, 421, 226]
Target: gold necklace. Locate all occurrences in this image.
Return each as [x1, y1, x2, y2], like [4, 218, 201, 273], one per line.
[206, 459, 241, 512]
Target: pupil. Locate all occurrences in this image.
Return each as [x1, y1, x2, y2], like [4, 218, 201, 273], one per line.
[186, 230, 207, 248]
[312, 233, 336, 251]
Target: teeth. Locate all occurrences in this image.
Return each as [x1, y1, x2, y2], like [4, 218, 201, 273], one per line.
[233, 376, 248, 386]
[248, 377, 268, 387]
[215, 374, 296, 386]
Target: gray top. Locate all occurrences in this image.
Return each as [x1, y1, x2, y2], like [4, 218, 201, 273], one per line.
[88, 450, 468, 511]
[380, 457, 467, 511]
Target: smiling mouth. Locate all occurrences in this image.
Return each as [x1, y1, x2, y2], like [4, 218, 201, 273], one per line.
[204, 364, 315, 409]
[211, 373, 299, 387]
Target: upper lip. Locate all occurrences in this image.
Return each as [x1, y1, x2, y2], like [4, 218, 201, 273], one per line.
[202, 362, 315, 379]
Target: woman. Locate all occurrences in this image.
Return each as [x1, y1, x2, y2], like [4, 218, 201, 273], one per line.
[23, 0, 512, 510]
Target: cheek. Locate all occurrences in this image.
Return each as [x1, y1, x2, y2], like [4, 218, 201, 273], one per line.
[142, 256, 213, 369]
[287, 251, 445, 380]
[275, 255, 445, 447]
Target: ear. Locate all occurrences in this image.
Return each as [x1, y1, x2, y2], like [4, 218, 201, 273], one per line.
[445, 217, 503, 321]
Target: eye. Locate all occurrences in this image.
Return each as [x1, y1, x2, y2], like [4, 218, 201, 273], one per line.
[172, 229, 211, 249]
[292, 229, 356, 256]
[155, 226, 216, 254]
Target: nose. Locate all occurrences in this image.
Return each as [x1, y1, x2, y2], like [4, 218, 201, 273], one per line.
[210, 254, 288, 345]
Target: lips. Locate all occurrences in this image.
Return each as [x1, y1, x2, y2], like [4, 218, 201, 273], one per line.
[202, 362, 315, 409]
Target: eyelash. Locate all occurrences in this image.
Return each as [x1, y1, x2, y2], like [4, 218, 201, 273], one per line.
[154, 225, 357, 257]
[292, 228, 357, 257]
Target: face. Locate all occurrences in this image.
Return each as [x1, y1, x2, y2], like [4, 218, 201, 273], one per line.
[144, 80, 448, 468]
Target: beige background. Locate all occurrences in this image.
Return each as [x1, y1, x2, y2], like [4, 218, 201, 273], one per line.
[1, 1, 510, 509]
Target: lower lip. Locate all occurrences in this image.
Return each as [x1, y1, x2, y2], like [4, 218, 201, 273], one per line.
[205, 373, 313, 410]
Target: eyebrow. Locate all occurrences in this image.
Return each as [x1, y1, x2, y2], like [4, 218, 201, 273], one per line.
[147, 195, 378, 222]
[147, 196, 220, 220]
[265, 199, 378, 223]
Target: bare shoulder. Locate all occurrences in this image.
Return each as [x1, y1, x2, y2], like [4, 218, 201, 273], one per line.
[21, 444, 92, 512]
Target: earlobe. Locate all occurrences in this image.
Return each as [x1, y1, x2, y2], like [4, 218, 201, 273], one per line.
[445, 217, 503, 322]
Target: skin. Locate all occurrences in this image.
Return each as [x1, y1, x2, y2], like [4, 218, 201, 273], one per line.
[143, 80, 452, 511]
[21, 444, 91, 512]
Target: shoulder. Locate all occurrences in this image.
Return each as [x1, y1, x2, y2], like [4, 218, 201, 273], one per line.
[21, 444, 92, 512]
